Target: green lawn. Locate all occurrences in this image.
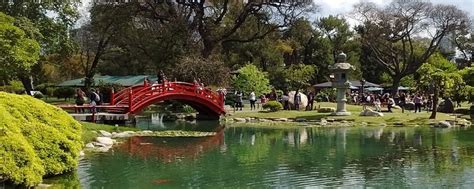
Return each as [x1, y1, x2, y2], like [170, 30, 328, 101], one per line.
[80, 122, 139, 144]
[229, 102, 454, 126]
[42, 97, 75, 105]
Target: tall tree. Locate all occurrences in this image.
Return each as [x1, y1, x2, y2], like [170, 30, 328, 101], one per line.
[135, 0, 314, 58]
[233, 64, 271, 97]
[418, 53, 463, 119]
[0, 1, 80, 93]
[0, 12, 40, 85]
[354, 0, 469, 94]
[316, 15, 353, 63]
[453, 25, 473, 68]
[75, 3, 132, 89]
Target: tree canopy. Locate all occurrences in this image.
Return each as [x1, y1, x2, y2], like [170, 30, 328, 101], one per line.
[0, 12, 40, 82]
[233, 64, 271, 97]
[418, 53, 464, 118]
[355, 0, 470, 94]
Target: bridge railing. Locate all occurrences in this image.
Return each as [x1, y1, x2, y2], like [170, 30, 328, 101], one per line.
[112, 85, 145, 105]
[126, 82, 224, 114]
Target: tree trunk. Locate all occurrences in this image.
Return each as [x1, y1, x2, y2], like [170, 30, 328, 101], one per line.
[430, 86, 439, 119]
[391, 76, 401, 96]
[19, 74, 34, 95]
[84, 54, 102, 91]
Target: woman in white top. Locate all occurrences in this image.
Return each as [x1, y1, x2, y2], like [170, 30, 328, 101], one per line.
[374, 98, 381, 112]
[387, 97, 395, 112]
[249, 91, 256, 110]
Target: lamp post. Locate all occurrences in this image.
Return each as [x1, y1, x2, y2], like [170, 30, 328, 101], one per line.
[329, 52, 355, 116]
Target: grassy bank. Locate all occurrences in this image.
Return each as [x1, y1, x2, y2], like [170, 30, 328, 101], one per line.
[228, 102, 454, 126]
[80, 122, 139, 143]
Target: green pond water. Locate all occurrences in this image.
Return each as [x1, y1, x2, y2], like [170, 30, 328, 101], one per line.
[45, 119, 474, 188]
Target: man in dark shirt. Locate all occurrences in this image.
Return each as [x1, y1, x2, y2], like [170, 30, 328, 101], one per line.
[269, 88, 278, 101]
[399, 92, 406, 113]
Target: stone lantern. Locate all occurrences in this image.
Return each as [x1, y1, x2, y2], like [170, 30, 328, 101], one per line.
[329, 52, 355, 116]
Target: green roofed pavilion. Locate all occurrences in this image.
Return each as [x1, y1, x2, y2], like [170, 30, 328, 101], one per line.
[57, 75, 158, 87]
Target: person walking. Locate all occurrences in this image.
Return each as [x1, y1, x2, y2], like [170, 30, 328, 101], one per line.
[249, 91, 256, 110]
[236, 91, 243, 111]
[259, 94, 267, 110]
[294, 89, 301, 110]
[414, 94, 422, 113]
[387, 95, 395, 113]
[75, 88, 86, 113]
[374, 97, 382, 112]
[269, 88, 278, 101]
[426, 95, 433, 112]
[89, 89, 100, 113]
[95, 88, 104, 112]
[399, 92, 406, 113]
[282, 92, 289, 110]
[307, 91, 314, 111]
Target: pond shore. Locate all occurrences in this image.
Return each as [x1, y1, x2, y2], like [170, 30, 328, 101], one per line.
[225, 102, 470, 127]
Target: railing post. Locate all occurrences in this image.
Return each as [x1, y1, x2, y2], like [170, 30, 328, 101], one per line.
[128, 88, 133, 113]
[92, 108, 96, 123]
[110, 88, 115, 105]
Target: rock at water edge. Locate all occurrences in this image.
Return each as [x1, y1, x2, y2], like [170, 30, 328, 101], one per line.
[99, 130, 112, 137]
[96, 137, 114, 146]
[85, 143, 95, 148]
[437, 121, 452, 128]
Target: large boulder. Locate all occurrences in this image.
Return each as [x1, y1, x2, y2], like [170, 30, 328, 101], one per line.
[360, 108, 384, 117]
[96, 137, 114, 146]
[470, 105, 474, 121]
[288, 91, 308, 110]
[0, 92, 82, 187]
[436, 121, 452, 128]
[438, 98, 455, 113]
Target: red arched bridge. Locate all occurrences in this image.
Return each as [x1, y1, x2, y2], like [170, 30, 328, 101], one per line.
[59, 81, 226, 121]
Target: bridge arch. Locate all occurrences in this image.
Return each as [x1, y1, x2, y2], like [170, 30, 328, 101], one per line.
[112, 82, 225, 119]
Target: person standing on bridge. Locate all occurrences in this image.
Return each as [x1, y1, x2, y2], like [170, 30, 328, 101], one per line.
[89, 89, 100, 113]
[96, 88, 104, 112]
[75, 88, 86, 113]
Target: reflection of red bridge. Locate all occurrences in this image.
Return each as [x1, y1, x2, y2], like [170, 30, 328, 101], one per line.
[117, 129, 225, 162]
[59, 81, 226, 120]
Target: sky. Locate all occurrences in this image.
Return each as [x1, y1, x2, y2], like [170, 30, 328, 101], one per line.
[317, 0, 474, 19]
[77, 0, 474, 26]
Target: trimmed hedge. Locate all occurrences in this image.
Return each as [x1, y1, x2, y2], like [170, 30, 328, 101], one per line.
[262, 101, 283, 112]
[0, 92, 82, 187]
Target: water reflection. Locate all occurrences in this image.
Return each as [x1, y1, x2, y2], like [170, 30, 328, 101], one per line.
[117, 127, 225, 162]
[44, 125, 474, 188]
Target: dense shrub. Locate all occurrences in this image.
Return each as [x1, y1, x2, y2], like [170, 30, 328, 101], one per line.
[453, 108, 470, 115]
[0, 92, 82, 187]
[262, 101, 283, 112]
[35, 83, 56, 98]
[33, 92, 44, 99]
[0, 80, 24, 94]
[54, 87, 75, 100]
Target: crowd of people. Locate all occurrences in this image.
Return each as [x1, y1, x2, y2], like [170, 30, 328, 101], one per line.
[230, 87, 437, 114]
[74, 88, 103, 113]
[232, 88, 316, 111]
[349, 91, 433, 113]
